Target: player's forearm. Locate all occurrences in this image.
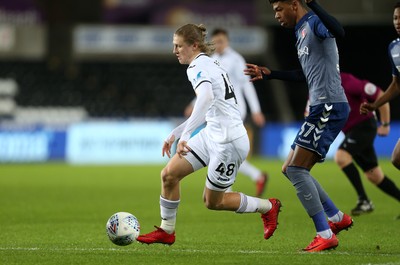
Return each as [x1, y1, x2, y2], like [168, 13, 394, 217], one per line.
[265, 69, 306, 82]
[378, 102, 390, 126]
[167, 120, 188, 142]
[307, 0, 345, 38]
[373, 79, 400, 109]
[377, 89, 391, 125]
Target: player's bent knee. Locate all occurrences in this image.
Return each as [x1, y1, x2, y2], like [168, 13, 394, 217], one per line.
[161, 167, 179, 187]
[334, 151, 348, 167]
[365, 173, 381, 185]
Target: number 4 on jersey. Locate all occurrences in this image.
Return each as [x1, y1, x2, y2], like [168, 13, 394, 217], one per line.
[222, 74, 237, 104]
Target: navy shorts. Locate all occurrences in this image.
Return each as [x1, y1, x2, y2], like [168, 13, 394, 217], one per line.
[291, 102, 349, 161]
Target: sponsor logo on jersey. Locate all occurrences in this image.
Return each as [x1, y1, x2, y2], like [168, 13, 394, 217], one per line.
[298, 46, 309, 57]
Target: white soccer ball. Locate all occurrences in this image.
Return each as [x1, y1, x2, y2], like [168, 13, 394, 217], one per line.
[106, 212, 140, 246]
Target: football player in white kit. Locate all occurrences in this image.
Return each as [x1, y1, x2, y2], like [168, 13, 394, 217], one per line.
[137, 24, 281, 245]
[184, 28, 268, 197]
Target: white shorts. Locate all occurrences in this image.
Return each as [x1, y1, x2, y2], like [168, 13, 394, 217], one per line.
[184, 129, 249, 191]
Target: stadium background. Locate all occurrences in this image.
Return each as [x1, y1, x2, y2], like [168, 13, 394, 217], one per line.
[0, 0, 397, 163]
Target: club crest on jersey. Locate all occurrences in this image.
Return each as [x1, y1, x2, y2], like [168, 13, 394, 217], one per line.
[301, 28, 307, 38]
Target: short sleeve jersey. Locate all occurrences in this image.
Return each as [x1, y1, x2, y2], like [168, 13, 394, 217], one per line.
[389, 38, 400, 77]
[187, 53, 247, 143]
[340, 72, 380, 133]
[295, 12, 347, 106]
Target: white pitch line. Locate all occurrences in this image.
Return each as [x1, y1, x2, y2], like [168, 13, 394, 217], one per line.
[0, 246, 399, 258]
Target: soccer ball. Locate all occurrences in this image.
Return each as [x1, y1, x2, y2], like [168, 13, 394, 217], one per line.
[106, 212, 140, 246]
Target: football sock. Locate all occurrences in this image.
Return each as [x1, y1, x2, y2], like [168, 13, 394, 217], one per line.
[236, 192, 272, 214]
[160, 196, 180, 234]
[377, 176, 400, 201]
[327, 210, 344, 223]
[343, 163, 369, 201]
[312, 211, 331, 238]
[239, 160, 262, 182]
[286, 166, 324, 216]
[286, 166, 332, 233]
[322, 199, 341, 221]
[317, 229, 333, 239]
[308, 171, 343, 221]
[310, 176, 330, 203]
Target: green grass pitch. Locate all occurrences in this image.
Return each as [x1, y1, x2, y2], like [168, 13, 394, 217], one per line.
[0, 158, 399, 265]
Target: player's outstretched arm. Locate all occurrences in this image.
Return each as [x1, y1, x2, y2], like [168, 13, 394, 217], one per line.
[306, 0, 345, 38]
[245, 64, 306, 82]
[244, 64, 271, 82]
[361, 76, 400, 115]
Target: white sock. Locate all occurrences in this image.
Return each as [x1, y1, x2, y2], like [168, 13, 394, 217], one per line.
[328, 211, 344, 223]
[239, 160, 262, 181]
[159, 196, 180, 234]
[317, 229, 333, 239]
[160, 218, 176, 234]
[236, 193, 272, 214]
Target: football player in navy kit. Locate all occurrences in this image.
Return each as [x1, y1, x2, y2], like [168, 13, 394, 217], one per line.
[245, 0, 353, 252]
[361, 2, 400, 171]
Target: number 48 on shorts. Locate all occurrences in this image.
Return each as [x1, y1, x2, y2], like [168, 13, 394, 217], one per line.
[215, 162, 235, 181]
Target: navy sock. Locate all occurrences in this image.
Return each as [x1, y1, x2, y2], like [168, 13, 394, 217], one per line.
[322, 198, 339, 218]
[311, 211, 330, 232]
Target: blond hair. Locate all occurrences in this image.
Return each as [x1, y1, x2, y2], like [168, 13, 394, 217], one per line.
[175, 24, 215, 55]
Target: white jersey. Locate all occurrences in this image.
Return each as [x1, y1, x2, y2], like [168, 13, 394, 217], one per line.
[187, 53, 247, 143]
[211, 47, 261, 120]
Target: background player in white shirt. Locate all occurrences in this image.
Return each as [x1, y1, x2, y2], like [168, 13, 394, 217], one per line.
[137, 24, 281, 245]
[184, 28, 268, 197]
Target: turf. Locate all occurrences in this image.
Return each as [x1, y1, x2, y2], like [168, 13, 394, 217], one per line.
[0, 158, 399, 265]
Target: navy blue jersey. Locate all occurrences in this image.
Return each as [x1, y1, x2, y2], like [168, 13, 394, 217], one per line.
[295, 12, 347, 106]
[389, 38, 400, 77]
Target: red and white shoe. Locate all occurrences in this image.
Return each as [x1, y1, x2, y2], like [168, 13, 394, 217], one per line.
[328, 213, 354, 235]
[261, 198, 282, 239]
[137, 226, 175, 245]
[303, 234, 338, 252]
